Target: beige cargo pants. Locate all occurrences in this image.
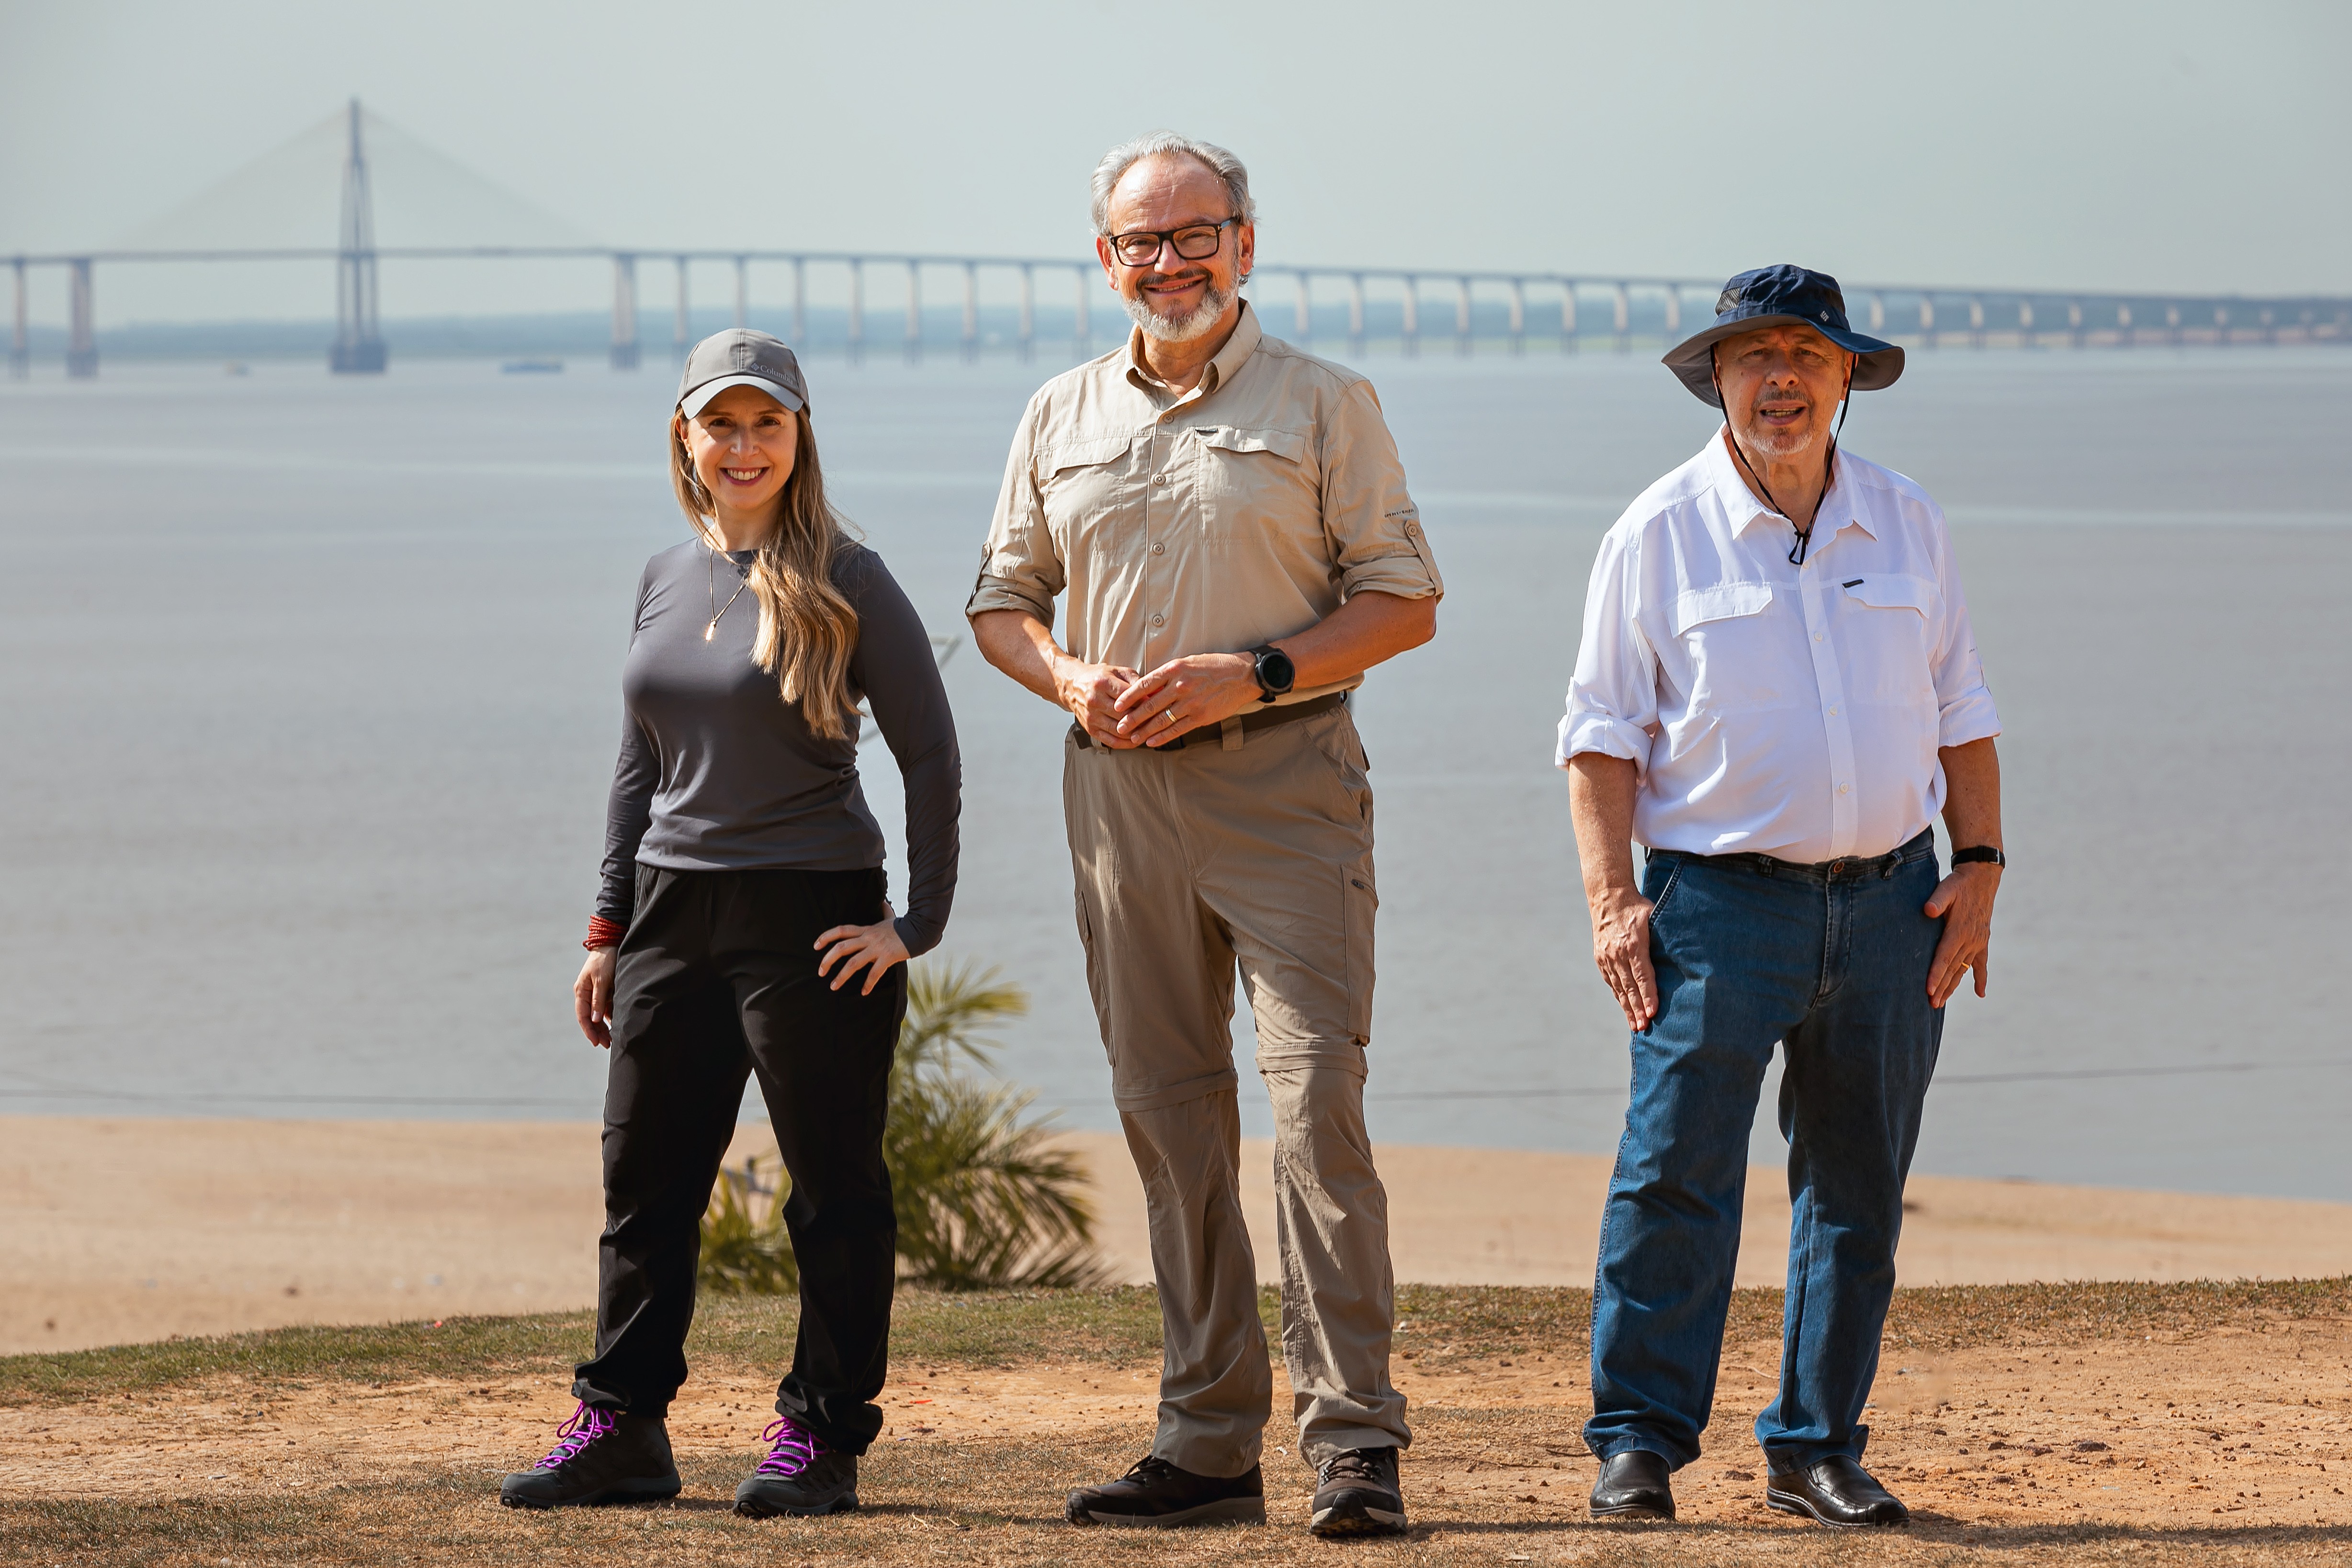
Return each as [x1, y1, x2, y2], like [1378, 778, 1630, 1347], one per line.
[1063, 703, 1410, 1478]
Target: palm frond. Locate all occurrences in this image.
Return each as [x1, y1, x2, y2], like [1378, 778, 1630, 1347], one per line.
[898, 959, 1029, 1077]
[697, 1152, 798, 1296]
[697, 958, 1105, 1295]
[885, 1074, 1106, 1291]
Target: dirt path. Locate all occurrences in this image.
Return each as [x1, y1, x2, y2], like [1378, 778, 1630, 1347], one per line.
[8, 1323, 2347, 1533]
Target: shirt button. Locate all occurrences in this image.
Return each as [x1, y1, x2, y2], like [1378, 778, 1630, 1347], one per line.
[1153, 473, 1171, 486]
[1838, 782, 1851, 795]
[1814, 632, 1825, 642]
[1151, 613, 1165, 627]
[1152, 542, 1165, 555]
[1404, 520, 1420, 535]
[1828, 706, 1839, 716]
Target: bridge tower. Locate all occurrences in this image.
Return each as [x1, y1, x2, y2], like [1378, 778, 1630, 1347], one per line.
[330, 99, 387, 374]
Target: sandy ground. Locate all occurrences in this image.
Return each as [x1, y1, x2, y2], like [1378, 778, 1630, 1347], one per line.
[5, 1117, 2351, 1354]
[3, 1320, 2347, 1534]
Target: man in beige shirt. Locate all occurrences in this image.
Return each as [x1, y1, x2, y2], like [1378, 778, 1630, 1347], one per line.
[969, 133, 1442, 1538]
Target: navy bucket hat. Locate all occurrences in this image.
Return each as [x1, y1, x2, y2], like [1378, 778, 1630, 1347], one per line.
[1662, 264, 1904, 407]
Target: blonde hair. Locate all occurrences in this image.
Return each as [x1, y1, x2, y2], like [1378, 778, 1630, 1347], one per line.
[668, 405, 862, 740]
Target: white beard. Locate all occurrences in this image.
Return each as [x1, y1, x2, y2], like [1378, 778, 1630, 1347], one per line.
[1125, 277, 1238, 343]
[1737, 413, 1821, 459]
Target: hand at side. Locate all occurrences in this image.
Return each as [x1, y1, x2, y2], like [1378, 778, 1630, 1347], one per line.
[1923, 862, 1998, 1006]
[574, 948, 617, 1049]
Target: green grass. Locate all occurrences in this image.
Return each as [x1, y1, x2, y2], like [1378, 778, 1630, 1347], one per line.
[5, 1279, 2345, 1409]
[0, 1288, 1168, 1407]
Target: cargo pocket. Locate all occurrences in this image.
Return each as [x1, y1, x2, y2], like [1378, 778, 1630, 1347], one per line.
[1838, 572, 1939, 704]
[1310, 715, 1374, 827]
[1669, 581, 1781, 706]
[1341, 864, 1377, 1043]
[1192, 425, 1312, 541]
[1073, 885, 1113, 1057]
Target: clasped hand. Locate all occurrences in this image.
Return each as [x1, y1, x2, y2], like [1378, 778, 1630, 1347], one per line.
[1058, 652, 1261, 748]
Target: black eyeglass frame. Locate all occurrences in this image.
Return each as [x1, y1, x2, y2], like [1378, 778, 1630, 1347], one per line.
[1104, 217, 1242, 268]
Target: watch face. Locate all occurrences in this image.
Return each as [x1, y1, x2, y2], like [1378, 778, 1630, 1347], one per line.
[1261, 649, 1296, 691]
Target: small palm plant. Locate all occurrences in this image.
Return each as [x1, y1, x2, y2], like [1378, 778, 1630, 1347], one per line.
[698, 959, 1103, 1293]
[697, 1152, 797, 1296]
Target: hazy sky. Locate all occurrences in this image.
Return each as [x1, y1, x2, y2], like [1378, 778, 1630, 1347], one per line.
[4, 0, 2347, 323]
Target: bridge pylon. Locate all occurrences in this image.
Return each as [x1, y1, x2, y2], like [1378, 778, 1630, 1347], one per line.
[329, 99, 387, 374]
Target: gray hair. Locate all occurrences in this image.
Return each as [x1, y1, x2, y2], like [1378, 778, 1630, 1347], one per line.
[1089, 132, 1256, 236]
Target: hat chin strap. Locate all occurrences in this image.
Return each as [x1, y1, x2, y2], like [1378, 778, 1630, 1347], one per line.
[1713, 351, 1854, 567]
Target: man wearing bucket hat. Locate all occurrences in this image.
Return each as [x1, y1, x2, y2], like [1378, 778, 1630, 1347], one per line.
[1557, 266, 2004, 1527]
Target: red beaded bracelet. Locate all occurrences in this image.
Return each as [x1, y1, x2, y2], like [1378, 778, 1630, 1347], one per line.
[584, 916, 627, 951]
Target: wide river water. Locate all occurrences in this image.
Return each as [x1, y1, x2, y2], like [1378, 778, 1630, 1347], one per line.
[2, 343, 2347, 1200]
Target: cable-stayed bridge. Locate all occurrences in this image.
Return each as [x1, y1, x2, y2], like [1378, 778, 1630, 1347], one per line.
[9, 101, 2349, 379]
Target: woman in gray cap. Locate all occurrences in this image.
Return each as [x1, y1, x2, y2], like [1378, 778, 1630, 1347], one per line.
[500, 329, 961, 1519]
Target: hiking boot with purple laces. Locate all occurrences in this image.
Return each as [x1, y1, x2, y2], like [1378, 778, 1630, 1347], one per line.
[734, 1413, 858, 1517]
[498, 1402, 680, 1509]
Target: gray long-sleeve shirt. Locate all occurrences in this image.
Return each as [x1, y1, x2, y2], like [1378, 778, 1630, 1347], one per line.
[599, 538, 960, 956]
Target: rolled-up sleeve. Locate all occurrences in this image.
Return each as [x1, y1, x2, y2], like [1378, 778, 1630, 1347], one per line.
[1926, 513, 2002, 750]
[1320, 380, 1444, 603]
[965, 395, 1063, 625]
[1557, 525, 1659, 773]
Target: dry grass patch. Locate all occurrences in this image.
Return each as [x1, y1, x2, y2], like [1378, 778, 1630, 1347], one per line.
[3, 1282, 2348, 1566]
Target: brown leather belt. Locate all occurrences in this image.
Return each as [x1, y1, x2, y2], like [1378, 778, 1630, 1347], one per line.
[1070, 691, 1348, 751]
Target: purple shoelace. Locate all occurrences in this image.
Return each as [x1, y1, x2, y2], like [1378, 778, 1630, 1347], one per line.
[754, 1414, 826, 1478]
[531, 1401, 615, 1470]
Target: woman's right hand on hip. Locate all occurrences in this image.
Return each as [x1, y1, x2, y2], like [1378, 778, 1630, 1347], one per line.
[575, 947, 618, 1048]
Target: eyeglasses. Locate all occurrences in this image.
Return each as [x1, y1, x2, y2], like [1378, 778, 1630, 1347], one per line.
[1105, 218, 1240, 268]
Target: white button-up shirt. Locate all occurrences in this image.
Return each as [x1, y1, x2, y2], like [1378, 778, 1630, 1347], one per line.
[1557, 431, 2001, 864]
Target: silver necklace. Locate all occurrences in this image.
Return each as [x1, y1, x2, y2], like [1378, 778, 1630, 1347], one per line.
[705, 542, 751, 642]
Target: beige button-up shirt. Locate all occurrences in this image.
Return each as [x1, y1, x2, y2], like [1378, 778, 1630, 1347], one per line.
[966, 302, 1443, 704]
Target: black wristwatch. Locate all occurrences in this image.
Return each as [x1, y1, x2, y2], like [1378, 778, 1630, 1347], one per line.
[1247, 643, 1296, 704]
[1951, 845, 2006, 869]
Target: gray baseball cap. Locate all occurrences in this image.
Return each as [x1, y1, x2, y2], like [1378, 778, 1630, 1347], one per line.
[677, 328, 809, 417]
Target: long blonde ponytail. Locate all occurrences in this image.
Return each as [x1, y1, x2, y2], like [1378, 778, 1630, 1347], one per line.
[668, 407, 862, 740]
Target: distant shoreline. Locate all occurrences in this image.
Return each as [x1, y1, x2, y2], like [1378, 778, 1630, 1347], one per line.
[5, 1116, 2347, 1357]
[10, 306, 2342, 368]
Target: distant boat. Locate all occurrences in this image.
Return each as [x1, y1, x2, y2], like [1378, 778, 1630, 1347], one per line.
[501, 358, 564, 374]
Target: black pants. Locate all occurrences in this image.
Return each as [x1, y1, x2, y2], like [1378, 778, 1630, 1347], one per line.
[572, 864, 904, 1454]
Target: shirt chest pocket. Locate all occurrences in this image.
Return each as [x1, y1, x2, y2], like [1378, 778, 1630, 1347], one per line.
[1837, 573, 1939, 703]
[1189, 425, 1313, 543]
[1035, 437, 1135, 527]
[1669, 582, 1787, 706]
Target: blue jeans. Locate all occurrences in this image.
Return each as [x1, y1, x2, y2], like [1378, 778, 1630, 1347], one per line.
[1584, 829, 1943, 1474]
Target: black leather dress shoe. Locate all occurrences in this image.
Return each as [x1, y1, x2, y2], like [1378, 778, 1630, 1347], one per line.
[1765, 1454, 1909, 1527]
[1065, 1455, 1266, 1527]
[1589, 1449, 1674, 1521]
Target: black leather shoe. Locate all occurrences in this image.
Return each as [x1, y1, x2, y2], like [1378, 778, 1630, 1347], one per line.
[498, 1403, 680, 1509]
[1309, 1446, 1406, 1537]
[1766, 1454, 1909, 1527]
[1589, 1449, 1674, 1521]
[1065, 1454, 1266, 1527]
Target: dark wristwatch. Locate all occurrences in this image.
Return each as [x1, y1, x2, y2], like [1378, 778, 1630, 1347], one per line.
[1248, 643, 1296, 703]
[1951, 845, 2006, 868]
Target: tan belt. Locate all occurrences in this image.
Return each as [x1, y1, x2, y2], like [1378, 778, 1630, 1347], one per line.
[1070, 691, 1347, 752]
